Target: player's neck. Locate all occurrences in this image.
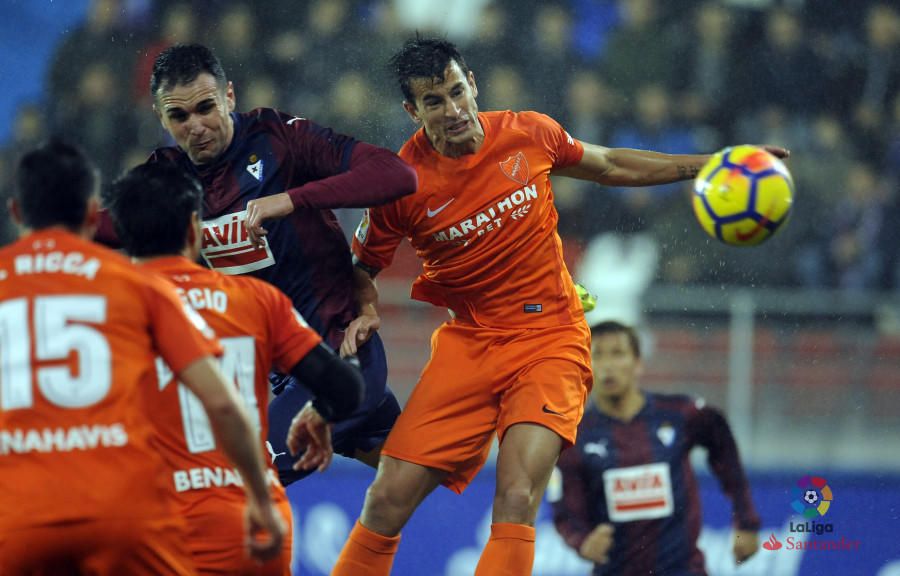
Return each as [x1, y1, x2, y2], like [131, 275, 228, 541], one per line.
[597, 388, 645, 422]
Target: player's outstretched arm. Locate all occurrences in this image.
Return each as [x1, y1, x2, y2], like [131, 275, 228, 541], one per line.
[179, 356, 286, 560]
[341, 265, 381, 358]
[555, 143, 790, 187]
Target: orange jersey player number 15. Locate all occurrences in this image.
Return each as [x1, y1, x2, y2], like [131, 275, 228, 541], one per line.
[1, 294, 114, 416]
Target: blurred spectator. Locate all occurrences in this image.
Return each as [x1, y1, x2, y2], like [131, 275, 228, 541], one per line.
[521, 3, 575, 119]
[392, 0, 491, 43]
[672, 1, 741, 143]
[797, 162, 888, 290]
[739, 8, 824, 117]
[132, 2, 197, 106]
[481, 63, 530, 113]
[851, 3, 900, 157]
[208, 3, 266, 91]
[601, 0, 677, 101]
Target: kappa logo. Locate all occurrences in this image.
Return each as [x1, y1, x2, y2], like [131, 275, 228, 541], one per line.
[426, 198, 455, 218]
[584, 441, 608, 458]
[499, 151, 529, 185]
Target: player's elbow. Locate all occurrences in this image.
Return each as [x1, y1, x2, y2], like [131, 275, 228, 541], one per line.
[316, 357, 365, 421]
[290, 344, 366, 421]
[381, 153, 418, 200]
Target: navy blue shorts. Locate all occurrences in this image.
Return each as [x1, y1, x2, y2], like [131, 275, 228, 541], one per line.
[266, 331, 399, 486]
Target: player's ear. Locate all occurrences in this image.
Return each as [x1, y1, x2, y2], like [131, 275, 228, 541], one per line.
[225, 81, 236, 112]
[186, 211, 202, 257]
[152, 102, 165, 127]
[468, 70, 478, 99]
[82, 196, 100, 239]
[8, 197, 23, 227]
[402, 101, 421, 124]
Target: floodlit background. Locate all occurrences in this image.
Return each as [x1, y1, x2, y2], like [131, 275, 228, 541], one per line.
[2, 1, 899, 575]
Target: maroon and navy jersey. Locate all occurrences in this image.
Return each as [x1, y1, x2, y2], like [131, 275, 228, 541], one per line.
[552, 392, 760, 576]
[147, 108, 398, 349]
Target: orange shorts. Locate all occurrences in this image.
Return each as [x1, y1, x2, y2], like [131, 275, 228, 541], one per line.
[383, 319, 592, 493]
[0, 516, 194, 575]
[184, 492, 294, 576]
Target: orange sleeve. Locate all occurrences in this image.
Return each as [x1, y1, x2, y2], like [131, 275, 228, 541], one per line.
[143, 274, 223, 374]
[522, 111, 584, 169]
[259, 282, 322, 372]
[351, 202, 407, 272]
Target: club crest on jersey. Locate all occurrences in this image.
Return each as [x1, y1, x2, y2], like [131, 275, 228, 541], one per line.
[200, 210, 276, 274]
[499, 151, 529, 185]
[246, 154, 263, 181]
[657, 423, 676, 447]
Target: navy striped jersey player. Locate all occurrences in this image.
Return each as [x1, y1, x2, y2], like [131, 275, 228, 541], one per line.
[551, 322, 760, 575]
[97, 44, 417, 485]
[149, 113, 416, 484]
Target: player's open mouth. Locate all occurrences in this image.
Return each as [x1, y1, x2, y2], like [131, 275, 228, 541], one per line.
[446, 119, 469, 136]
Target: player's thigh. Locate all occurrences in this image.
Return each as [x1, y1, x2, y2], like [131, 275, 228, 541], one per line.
[382, 322, 500, 493]
[497, 323, 592, 448]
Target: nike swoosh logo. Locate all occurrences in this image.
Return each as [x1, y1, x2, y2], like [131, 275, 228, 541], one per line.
[542, 404, 564, 416]
[735, 213, 771, 242]
[426, 198, 455, 218]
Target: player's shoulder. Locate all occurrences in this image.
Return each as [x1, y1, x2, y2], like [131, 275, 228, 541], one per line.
[649, 391, 706, 413]
[493, 110, 558, 131]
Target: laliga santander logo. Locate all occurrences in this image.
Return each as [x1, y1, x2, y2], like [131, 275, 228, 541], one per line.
[791, 475, 833, 519]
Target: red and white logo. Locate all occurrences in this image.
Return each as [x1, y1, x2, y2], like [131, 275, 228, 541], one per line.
[603, 463, 674, 522]
[762, 533, 783, 551]
[499, 151, 529, 185]
[200, 210, 275, 275]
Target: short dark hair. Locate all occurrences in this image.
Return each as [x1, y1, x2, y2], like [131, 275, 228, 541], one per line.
[590, 320, 642, 358]
[150, 43, 227, 99]
[389, 37, 471, 104]
[15, 138, 98, 231]
[106, 163, 202, 258]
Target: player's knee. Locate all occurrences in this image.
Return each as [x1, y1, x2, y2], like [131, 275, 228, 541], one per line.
[493, 485, 538, 524]
[362, 481, 414, 530]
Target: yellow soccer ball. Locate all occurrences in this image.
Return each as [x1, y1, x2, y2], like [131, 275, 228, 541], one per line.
[692, 145, 794, 246]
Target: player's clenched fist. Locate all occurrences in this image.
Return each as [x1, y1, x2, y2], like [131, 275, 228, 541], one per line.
[579, 524, 614, 564]
[245, 498, 287, 561]
[246, 193, 294, 247]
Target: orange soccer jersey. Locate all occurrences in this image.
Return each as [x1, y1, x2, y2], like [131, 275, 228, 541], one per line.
[0, 229, 222, 573]
[142, 256, 322, 575]
[353, 110, 586, 329]
[352, 111, 593, 492]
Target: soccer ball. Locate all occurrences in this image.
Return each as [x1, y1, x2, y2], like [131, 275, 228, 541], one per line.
[804, 490, 819, 505]
[692, 145, 794, 246]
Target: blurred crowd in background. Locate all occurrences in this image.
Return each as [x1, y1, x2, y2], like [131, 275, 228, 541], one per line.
[2, 0, 899, 292]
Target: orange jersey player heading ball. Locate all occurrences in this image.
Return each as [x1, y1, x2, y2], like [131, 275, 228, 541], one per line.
[0, 139, 285, 575]
[105, 162, 366, 575]
[334, 38, 790, 576]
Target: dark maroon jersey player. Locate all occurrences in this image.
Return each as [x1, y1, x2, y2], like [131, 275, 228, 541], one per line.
[97, 43, 417, 485]
[551, 321, 761, 576]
